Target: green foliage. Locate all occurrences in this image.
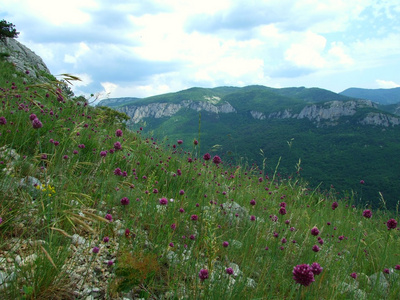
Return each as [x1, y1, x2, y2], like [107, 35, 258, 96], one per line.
[0, 19, 19, 40]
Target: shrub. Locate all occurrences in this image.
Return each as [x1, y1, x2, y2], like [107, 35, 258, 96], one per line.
[0, 19, 19, 41]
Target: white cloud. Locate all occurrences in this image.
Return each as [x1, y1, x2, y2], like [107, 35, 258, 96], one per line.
[376, 80, 400, 89]
[284, 32, 327, 69]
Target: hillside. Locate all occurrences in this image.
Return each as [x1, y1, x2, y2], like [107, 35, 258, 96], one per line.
[340, 87, 400, 105]
[99, 86, 400, 210]
[1, 37, 400, 299]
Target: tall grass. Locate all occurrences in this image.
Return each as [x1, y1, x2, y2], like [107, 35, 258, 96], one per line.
[0, 58, 399, 299]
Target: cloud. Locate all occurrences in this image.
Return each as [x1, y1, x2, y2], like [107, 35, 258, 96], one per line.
[376, 80, 400, 89]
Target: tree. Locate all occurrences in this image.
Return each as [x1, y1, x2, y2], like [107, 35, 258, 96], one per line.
[0, 20, 19, 41]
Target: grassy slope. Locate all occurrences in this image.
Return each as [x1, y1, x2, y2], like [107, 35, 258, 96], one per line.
[1, 59, 400, 299]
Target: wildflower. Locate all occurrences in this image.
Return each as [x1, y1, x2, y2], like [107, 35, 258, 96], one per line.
[279, 207, 287, 215]
[120, 197, 129, 205]
[100, 151, 107, 157]
[41, 154, 47, 160]
[293, 264, 315, 286]
[193, 139, 198, 145]
[105, 214, 112, 222]
[226, 267, 234, 275]
[332, 202, 338, 210]
[159, 198, 168, 205]
[350, 272, 357, 279]
[179, 208, 184, 213]
[311, 227, 320, 236]
[280, 202, 286, 207]
[190, 235, 196, 240]
[213, 155, 222, 165]
[29, 113, 37, 121]
[114, 168, 122, 176]
[362, 209, 372, 218]
[63, 155, 69, 160]
[169, 242, 174, 247]
[171, 223, 176, 230]
[0, 117, 7, 125]
[311, 263, 323, 275]
[203, 153, 211, 161]
[177, 139, 183, 144]
[73, 150, 78, 155]
[387, 218, 397, 230]
[92, 247, 100, 254]
[250, 215, 256, 221]
[115, 129, 123, 137]
[32, 118, 43, 129]
[191, 215, 198, 221]
[395, 265, 400, 270]
[114, 141, 122, 150]
[318, 237, 324, 245]
[281, 238, 287, 244]
[179, 190, 185, 195]
[103, 236, 110, 243]
[223, 241, 229, 247]
[107, 260, 114, 266]
[312, 245, 320, 252]
[383, 268, 390, 274]
[360, 180, 365, 184]
[125, 228, 130, 237]
[0, 217, 3, 224]
[199, 269, 209, 281]
[250, 199, 256, 206]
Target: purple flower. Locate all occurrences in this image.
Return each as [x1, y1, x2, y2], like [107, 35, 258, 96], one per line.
[103, 236, 110, 243]
[191, 214, 198, 221]
[105, 214, 112, 222]
[63, 155, 69, 160]
[250, 215, 256, 221]
[362, 209, 372, 219]
[100, 151, 107, 157]
[350, 272, 357, 279]
[387, 218, 397, 230]
[203, 153, 211, 161]
[311, 263, 323, 276]
[41, 154, 48, 160]
[250, 199, 256, 206]
[29, 113, 37, 121]
[213, 155, 222, 165]
[312, 245, 320, 252]
[0, 117, 7, 125]
[169, 242, 174, 247]
[179, 190, 185, 195]
[0, 217, 3, 224]
[226, 267, 234, 275]
[32, 118, 43, 129]
[222, 241, 229, 247]
[114, 168, 122, 176]
[115, 129, 123, 137]
[383, 268, 390, 274]
[311, 227, 320, 236]
[177, 139, 183, 144]
[171, 223, 176, 230]
[92, 247, 100, 254]
[120, 197, 130, 205]
[114, 141, 122, 150]
[159, 198, 168, 205]
[360, 180, 365, 184]
[293, 264, 315, 286]
[395, 265, 400, 270]
[280, 202, 286, 207]
[332, 202, 339, 210]
[199, 269, 209, 281]
[279, 207, 287, 215]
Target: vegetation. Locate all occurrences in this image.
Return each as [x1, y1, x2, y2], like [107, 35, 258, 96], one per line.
[0, 20, 19, 41]
[1, 54, 400, 299]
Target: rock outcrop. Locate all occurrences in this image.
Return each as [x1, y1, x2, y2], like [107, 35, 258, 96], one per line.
[0, 37, 51, 80]
[116, 100, 236, 124]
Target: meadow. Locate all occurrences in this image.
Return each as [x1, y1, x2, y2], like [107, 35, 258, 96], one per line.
[0, 58, 400, 299]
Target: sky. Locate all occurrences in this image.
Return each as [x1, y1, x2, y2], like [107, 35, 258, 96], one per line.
[1, 0, 400, 100]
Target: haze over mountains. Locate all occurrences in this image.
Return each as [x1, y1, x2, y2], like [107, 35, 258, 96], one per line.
[98, 85, 400, 209]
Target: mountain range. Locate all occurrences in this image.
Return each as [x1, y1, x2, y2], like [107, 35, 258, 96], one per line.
[98, 85, 400, 209]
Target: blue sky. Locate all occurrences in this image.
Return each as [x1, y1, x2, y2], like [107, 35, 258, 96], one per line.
[1, 0, 400, 99]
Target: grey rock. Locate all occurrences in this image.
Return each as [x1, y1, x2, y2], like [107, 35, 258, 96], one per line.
[0, 38, 51, 80]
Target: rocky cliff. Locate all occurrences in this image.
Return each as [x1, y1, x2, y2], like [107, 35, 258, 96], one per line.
[0, 37, 51, 80]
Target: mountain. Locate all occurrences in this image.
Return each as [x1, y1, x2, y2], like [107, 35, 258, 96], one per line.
[340, 87, 400, 105]
[98, 86, 400, 209]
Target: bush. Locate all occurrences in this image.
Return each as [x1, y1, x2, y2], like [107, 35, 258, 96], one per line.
[0, 19, 19, 41]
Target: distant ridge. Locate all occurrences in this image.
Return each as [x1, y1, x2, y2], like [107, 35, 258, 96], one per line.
[340, 87, 400, 105]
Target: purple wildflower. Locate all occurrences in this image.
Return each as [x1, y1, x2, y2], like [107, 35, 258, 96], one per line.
[293, 264, 315, 286]
[191, 215, 198, 221]
[120, 197, 130, 205]
[312, 245, 320, 252]
[311, 227, 320, 236]
[0, 117, 7, 125]
[387, 219, 397, 230]
[177, 139, 183, 144]
[115, 129, 123, 137]
[100, 151, 107, 157]
[29, 113, 37, 121]
[32, 118, 43, 129]
[332, 202, 338, 210]
[203, 153, 211, 161]
[159, 198, 168, 205]
[311, 263, 323, 275]
[222, 241, 229, 247]
[363, 209, 372, 219]
[213, 155, 222, 165]
[199, 269, 209, 281]
[226, 267, 234, 275]
[114, 168, 122, 176]
[279, 207, 287, 215]
[350, 272, 357, 279]
[114, 141, 122, 150]
[92, 247, 100, 254]
[105, 214, 112, 222]
[103, 236, 110, 243]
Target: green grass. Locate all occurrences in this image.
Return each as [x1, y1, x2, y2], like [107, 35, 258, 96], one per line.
[1, 58, 400, 299]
